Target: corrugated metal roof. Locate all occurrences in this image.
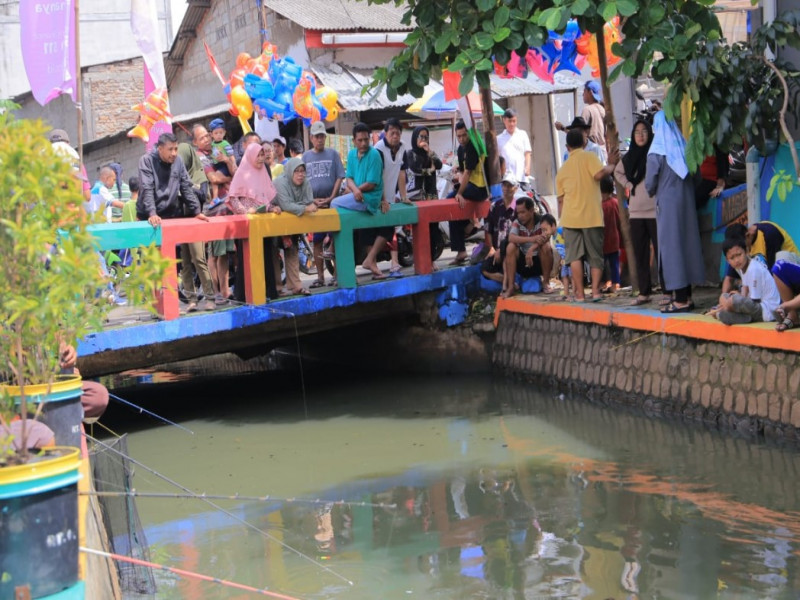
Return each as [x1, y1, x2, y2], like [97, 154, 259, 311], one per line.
[263, 0, 412, 31]
[489, 72, 582, 98]
[310, 63, 442, 111]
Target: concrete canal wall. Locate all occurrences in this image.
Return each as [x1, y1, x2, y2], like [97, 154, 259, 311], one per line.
[493, 308, 800, 442]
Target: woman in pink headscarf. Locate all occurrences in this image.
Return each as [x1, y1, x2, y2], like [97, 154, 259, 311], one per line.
[228, 143, 281, 301]
[227, 143, 280, 215]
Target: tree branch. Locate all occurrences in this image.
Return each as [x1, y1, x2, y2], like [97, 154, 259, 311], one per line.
[761, 56, 800, 183]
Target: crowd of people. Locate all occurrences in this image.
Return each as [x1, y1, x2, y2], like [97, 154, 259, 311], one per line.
[54, 78, 800, 330]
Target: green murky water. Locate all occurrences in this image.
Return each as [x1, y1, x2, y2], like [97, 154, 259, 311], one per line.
[106, 373, 800, 599]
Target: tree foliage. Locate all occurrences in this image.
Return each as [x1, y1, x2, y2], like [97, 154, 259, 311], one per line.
[362, 0, 800, 173]
[0, 111, 170, 457]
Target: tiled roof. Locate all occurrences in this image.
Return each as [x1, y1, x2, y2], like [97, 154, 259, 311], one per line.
[263, 0, 412, 31]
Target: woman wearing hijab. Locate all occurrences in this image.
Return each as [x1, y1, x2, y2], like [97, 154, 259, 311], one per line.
[227, 143, 281, 301]
[273, 157, 318, 296]
[404, 126, 443, 200]
[645, 112, 705, 313]
[615, 119, 661, 306]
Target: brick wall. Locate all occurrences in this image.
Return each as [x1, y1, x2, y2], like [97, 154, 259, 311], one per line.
[493, 313, 800, 442]
[84, 58, 146, 140]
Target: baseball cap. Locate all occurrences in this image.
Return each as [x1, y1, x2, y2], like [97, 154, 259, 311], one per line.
[209, 118, 226, 131]
[567, 116, 591, 130]
[272, 136, 286, 146]
[48, 128, 70, 144]
[309, 121, 326, 136]
[501, 172, 518, 186]
[585, 80, 602, 102]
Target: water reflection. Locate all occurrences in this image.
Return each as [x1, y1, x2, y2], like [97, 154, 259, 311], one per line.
[120, 375, 800, 599]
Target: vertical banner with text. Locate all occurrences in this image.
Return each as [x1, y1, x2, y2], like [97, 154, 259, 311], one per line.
[20, 0, 77, 106]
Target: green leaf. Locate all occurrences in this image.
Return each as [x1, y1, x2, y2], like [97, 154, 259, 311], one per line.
[494, 27, 512, 42]
[600, 1, 618, 22]
[524, 23, 546, 48]
[389, 70, 408, 89]
[475, 32, 495, 49]
[571, 0, 591, 16]
[616, 0, 638, 17]
[476, 0, 494, 11]
[476, 57, 494, 71]
[494, 6, 510, 29]
[459, 69, 475, 96]
[434, 31, 452, 54]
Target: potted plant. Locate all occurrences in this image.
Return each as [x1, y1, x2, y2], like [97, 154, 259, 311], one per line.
[0, 106, 168, 598]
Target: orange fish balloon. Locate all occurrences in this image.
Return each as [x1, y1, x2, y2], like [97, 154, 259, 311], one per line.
[575, 17, 622, 78]
[128, 88, 172, 143]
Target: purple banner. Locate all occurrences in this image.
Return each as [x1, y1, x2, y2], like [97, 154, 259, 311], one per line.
[20, 0, 77, 106]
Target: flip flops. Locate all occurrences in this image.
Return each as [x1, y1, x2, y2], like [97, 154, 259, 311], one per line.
[631, 296, 651, 306]
[309, 280, 326, 289]
[661, 302, 692, 313]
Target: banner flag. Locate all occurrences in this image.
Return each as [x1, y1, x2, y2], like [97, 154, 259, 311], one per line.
[131, 0, 170, 148]
[20, 0, 77, 105]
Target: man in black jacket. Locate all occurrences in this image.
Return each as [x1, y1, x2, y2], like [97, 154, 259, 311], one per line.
[136, 133, 208, 225]
[137, 133, 214, 311]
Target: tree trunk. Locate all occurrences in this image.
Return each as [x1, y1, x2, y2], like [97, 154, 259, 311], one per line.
[597, 25, 638, 293]
[480, 85, 501, 187]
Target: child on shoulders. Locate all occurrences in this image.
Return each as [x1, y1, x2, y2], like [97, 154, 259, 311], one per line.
[714, 237, 780, 325]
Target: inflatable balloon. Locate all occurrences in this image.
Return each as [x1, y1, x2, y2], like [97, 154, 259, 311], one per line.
[127, 87, 172, 143]
[230, 84, 253, 120]
[229, 67, 246, 90]
[292, 77, 314, 120]
[576, 17, 622, 77]
[554, 40, 582, 75]
[315, 86, 338, 111]
[325, 106, 338, 122]
[525, 49, 554, 84]
[236, 52, 252, 69]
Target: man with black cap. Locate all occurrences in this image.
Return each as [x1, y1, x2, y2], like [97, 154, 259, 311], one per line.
[558, 117, 606, 164]
[497, 108, 532, 184]
[556, 80, 607, 161]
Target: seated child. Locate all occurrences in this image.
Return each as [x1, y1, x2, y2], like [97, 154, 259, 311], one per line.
[714, 237, 780, 325]
[555, 226, 574, 301]
[209, 118, 234, 179]
[600, 176, 621, 293]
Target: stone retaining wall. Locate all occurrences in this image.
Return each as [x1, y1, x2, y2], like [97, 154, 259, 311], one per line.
[493, 312, 800, 442]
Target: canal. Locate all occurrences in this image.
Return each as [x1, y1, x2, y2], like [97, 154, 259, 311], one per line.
[102, 369, 800, 599]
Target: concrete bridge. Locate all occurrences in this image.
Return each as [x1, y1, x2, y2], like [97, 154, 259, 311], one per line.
[78, 199, 489, 376]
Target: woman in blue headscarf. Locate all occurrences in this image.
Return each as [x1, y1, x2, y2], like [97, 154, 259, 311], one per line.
[645, 112, 705, 313]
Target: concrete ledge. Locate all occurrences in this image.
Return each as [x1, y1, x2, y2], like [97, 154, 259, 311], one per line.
[495, 295, 800, 353]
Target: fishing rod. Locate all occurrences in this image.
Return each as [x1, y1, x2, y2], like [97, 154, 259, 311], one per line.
[84, 433, 354, 586]
[81, 490, 396, 509]
[80, 546, 303, 599]
[108, 392, 194, 434]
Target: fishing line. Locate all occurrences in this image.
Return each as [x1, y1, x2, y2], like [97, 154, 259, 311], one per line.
[80, 546, 303, 599]
[85, 433, 354, 586]
[81, 490, 396, 508]
[108, 391, 194, 434]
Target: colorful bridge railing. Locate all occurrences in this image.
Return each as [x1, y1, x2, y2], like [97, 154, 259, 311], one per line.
[87, 199, 487, 320]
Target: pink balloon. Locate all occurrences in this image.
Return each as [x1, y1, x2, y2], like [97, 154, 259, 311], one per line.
[525, 49, 554, 84]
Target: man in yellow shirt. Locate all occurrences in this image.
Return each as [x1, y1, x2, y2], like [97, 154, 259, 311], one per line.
[556, 129, 618, 301]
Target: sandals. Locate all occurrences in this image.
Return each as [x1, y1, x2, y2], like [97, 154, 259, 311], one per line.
[631, 296, 651, 306]
[448, 256, 468, 266]
[310, 280, 326, 289]
[776, 317, 795, 332]
[661, 302, 693, 314]
[658, 295, 673, 307]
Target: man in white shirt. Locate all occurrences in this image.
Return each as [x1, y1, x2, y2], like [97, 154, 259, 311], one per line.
[497, 109, 532, 184]
[374, 118, 411, 276]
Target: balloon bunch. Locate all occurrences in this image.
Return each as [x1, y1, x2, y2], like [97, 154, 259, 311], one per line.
[218, 42, 340, 127]
[492, 18, 622, 81]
